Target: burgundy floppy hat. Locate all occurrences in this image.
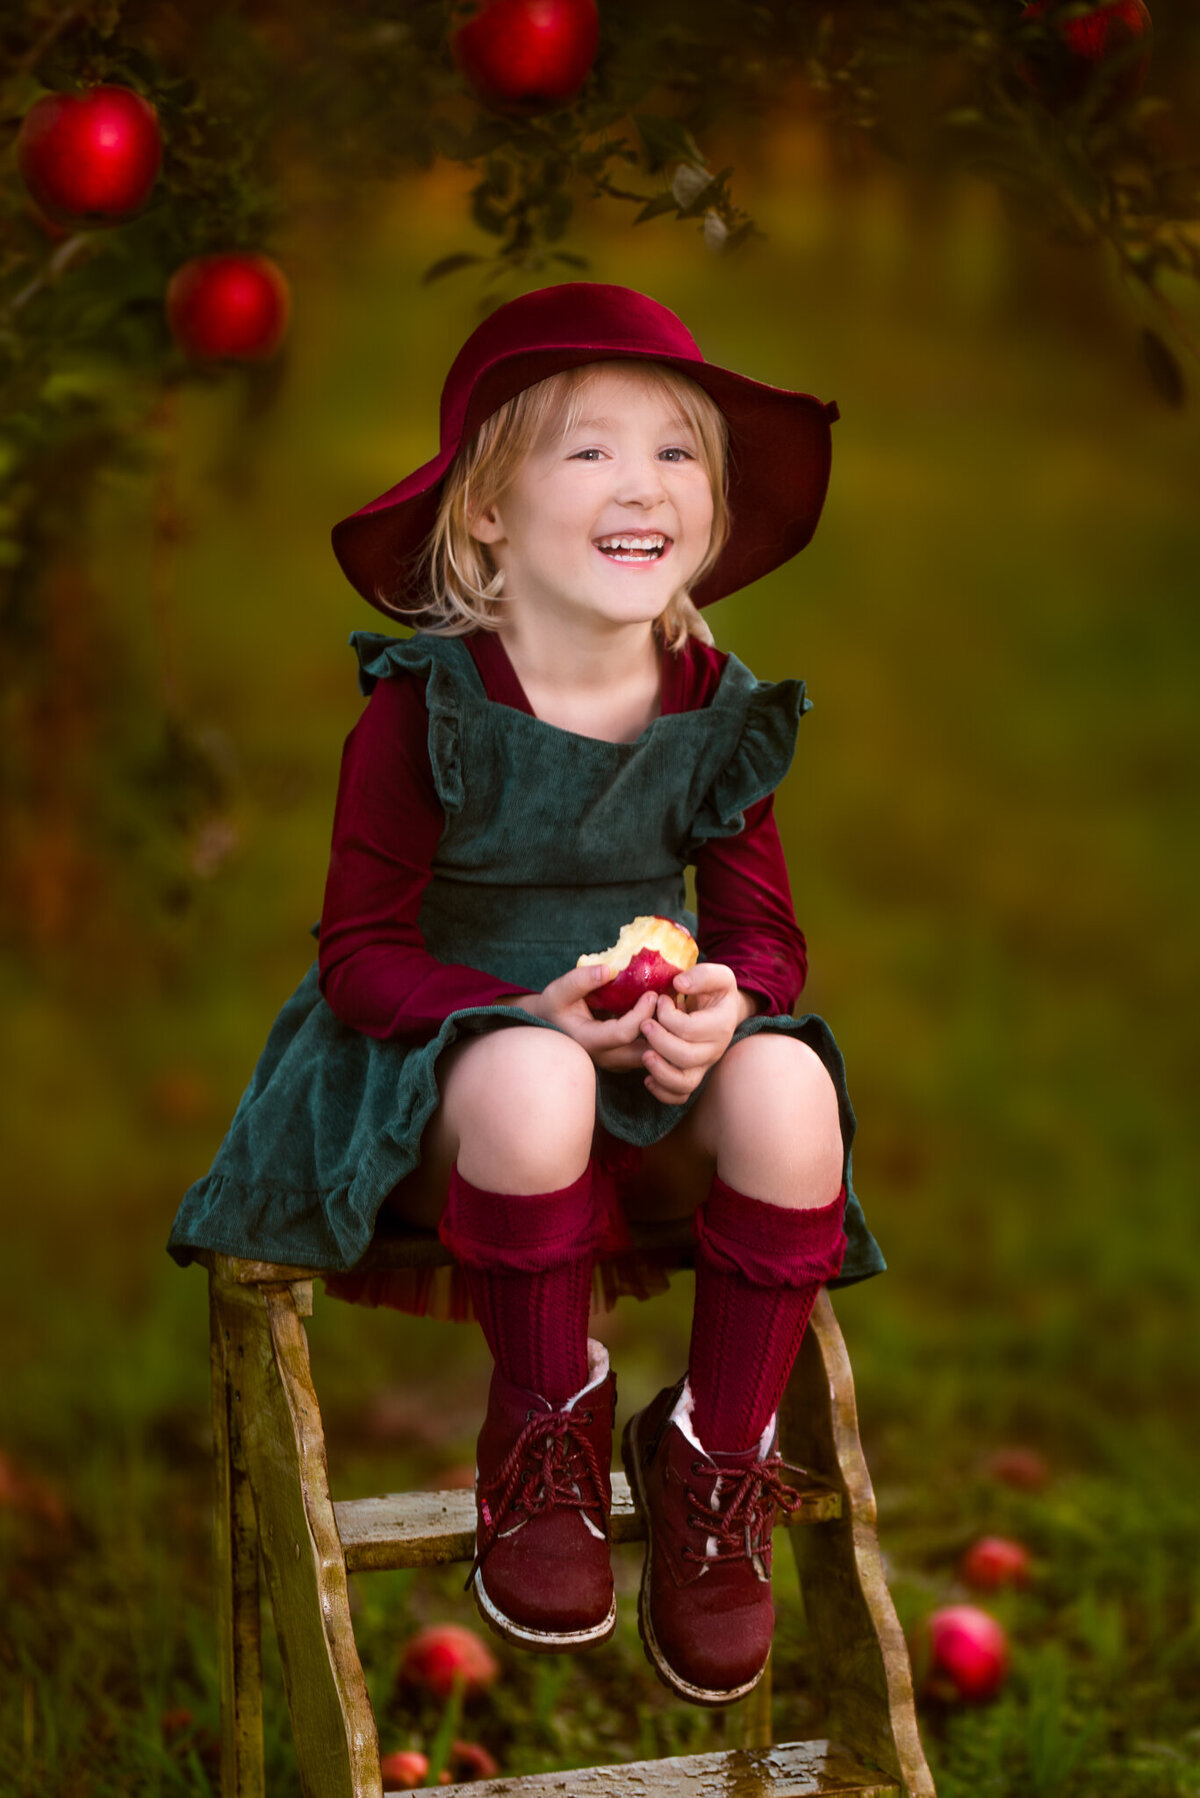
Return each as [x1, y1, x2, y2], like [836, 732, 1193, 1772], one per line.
[331, 282, 839, 614]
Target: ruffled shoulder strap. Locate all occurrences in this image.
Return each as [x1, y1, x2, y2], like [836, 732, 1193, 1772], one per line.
[688, 653, 811, 849]
[348, 631, 482, 813]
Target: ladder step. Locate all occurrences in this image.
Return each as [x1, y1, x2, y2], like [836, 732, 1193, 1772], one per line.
[336, 1471, 840, 1573]
[388, 1740, 900, 1796]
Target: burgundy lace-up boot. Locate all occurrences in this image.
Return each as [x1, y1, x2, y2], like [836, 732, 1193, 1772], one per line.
[470, 1339, 616, 1651]
[622, 1375, 808, 1704]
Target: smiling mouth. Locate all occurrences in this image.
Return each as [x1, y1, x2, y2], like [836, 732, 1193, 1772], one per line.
[593, 533, 670, 563]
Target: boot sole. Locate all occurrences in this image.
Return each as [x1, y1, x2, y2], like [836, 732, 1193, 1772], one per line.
[472, 1568, 616, 1653]
[621, 1411, 768, 1709]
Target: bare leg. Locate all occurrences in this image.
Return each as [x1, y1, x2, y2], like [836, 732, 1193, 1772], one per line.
[628, 1034, 845, 1219]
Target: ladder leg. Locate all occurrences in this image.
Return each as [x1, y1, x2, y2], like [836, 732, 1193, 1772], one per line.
[218, 1273, 382, 1798]
[780, 1292, 936, 1798]
[211, 1272, 265, 1797]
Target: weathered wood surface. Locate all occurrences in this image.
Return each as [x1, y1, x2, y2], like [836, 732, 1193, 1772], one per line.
[385, 1740, 901, 1796]
[216, 1273, 382, 1798]
[782, 1295, 936, 1798]
[335, 1472, 840, 1572]
[200, 1219, 696, 1287]
[210, 1280, 265, 1797]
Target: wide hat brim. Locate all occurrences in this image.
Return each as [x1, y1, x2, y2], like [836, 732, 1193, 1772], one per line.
[331, 283, 838, 614]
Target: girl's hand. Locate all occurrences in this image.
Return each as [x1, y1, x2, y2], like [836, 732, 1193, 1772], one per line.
[501, 965, 661, 1073]
[638, 962, 754, 1105]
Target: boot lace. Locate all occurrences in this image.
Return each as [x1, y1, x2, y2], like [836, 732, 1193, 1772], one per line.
[467, 1409, 609, 1587]
[681, 1453, 811, 1565]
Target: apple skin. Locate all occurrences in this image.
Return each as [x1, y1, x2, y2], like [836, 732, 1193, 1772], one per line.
[960, 1535, 1033, 1591]
[452, 0, 599, 112]
[586, 948, 688, 1019]
[17, 85, 162, 226]
[166, 253, 291, 361]
[1019, 0, 1152, 111]
[580, 916, 699, 1018]
[397, 1622, 500, 1701]
[920, 1605, 1010, 1703]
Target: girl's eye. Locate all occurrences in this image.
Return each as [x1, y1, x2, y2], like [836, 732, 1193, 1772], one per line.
[570, 448, 604, 461]
[659, 447, 694, 462]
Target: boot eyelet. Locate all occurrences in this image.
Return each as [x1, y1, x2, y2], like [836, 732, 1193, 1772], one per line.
[691, 1461, 704, 1475]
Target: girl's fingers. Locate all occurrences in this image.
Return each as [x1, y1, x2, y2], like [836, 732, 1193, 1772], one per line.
[673, 962, 736, 1003]
[641, 1046, 703, 1098]
[639, 1013, 712, 1069]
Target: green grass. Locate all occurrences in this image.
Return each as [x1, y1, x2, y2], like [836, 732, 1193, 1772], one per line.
[3, 155, 1199, 1794]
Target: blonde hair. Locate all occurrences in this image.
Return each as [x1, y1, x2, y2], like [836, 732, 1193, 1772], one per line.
[373, 360, 730, 652]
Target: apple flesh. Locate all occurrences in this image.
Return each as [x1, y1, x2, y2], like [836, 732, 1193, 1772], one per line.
[578, 915, 699, 1018]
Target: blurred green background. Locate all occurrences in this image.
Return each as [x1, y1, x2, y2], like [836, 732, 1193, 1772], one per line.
[3, 130, 1199, 1794]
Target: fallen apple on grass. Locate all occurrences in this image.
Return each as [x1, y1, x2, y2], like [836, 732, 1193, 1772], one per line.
[577, 915, 699, 1017]
[919, 1604, 1010, 1703]
[397, 1622, 500, 1700]
[960, 1535, 1033, 1591]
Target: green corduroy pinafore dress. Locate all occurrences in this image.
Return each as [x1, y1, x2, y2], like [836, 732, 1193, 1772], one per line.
[168, 631, 885, 1292]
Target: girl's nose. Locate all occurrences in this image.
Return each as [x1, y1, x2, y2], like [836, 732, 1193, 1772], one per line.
[615, 458, 668, 507]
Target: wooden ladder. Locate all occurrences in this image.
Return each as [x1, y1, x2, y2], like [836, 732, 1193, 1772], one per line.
[201, 1225, 935, 1797]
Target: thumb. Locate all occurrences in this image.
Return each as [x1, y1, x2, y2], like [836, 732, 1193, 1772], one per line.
[556, 960, 612, 1000]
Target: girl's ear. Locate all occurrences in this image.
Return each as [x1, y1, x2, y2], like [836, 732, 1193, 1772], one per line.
[469, 499, 505, 545]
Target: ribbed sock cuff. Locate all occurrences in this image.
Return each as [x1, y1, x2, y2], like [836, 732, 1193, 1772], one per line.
[693, 1175, 847, 1288]
[438, 1160, 604, 1273]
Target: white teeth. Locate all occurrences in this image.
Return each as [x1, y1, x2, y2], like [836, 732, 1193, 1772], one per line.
[596, 534, 666, 553]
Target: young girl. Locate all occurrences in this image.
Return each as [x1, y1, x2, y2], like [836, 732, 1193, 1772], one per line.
[169, 282, 885, 1707]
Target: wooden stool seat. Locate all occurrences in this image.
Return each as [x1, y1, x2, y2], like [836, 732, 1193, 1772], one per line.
[200, 1219, 935, 1797]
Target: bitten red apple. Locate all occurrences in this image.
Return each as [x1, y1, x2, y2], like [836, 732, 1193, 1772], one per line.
[16, 85, 162, 226]
[451, 0, 599, 111]
[166, 252, 291, 361]
[578, 915, 699, 1018]
[960, 1535, 1033, 1591]
[921, 1604, 1010, 1702]
[1019, 0, 1152, 111]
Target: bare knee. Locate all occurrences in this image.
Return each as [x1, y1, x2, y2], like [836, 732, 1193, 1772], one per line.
[698, 1034, 844, 1209]
[442, 1027, 596, 1193]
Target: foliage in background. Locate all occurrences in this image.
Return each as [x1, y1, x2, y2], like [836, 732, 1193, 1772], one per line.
[2, 0, 1200, 965]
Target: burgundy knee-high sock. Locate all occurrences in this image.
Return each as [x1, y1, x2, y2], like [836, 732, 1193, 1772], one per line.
[438, 1162, 604, 1406]
[688, 1174, 848, 1454]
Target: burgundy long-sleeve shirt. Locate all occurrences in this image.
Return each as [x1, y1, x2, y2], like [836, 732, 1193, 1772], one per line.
[317, 631, 808, 1041]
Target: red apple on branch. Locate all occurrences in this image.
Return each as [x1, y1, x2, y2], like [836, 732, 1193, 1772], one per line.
[452, 0, 599, 111]
[578, 915, 699, 1018]
[166, 253, 291, 361]
[1019, 0, 1153, 112]
[17, 85, 162, 226]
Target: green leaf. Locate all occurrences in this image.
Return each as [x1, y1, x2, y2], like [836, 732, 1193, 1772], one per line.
[633, 113, 704, 173]
[1140, 329, 1186, 409]
[634, 192, 679, 225]
[421, 253, 485, 285]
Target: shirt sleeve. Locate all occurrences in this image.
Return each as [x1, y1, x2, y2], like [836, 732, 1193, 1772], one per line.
[694, 793, 808, 1016]
[317, 673, 532, 1039]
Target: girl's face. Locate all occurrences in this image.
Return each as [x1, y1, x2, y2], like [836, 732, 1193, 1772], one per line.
[470, 367, 716, 638]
